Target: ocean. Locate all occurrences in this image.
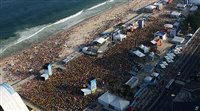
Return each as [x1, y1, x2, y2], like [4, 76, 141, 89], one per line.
[0, 0, 128, 58]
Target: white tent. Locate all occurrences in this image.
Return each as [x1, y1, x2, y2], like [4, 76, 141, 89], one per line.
[98, 92, 130, 111]
[41, 73, 49, 81]
[176, 3, 186, 9]
[171, 36, 185, 44]
[93, 37, 107, 44]
[146, 5, 156, 9]
[154, 31, 167, 40]
[190, 5, 198, 12]
[110, 98, 130, 111]
[189, 0, 200, 5]
[144, 76, 153, 83]
[98, 92, 116, 107]
[125, 76, 139, 88]
[81, 88, 91, 96]
[170, 11, 181, 18]
[139, 44, 150, 53]
[133, 50, 145, 57]
[164, 24, 173, 29]
[113, 34, 127, 42]
[0, 83, 29, 111]
[144, 5, 157, 13]
[151, 72, 160, 78]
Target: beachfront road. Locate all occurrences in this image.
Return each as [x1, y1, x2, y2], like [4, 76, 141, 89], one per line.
[149, 30, 200, 111]
[150, 82, 183, 111]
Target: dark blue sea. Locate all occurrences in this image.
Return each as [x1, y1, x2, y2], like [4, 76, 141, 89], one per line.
[0, 0, 107, 39]
[0, 0, 128, 57]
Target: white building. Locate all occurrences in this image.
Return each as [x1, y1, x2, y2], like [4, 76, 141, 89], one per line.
[0, 83, 29, 111]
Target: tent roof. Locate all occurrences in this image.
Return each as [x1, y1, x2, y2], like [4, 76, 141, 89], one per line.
[155, 31, 166, 37]
[190, 6, 198, 11]
[151, 72, 160, 77]
[81, 88, 91, 93]
[0, 83, 29, 111]
[133, 50, 145, 57]
[171, 36, 185, 43]
[189, 0, 200, 4]
[98, 92, 116, 104]
[139, 44, 149, 53]
[98, 92, 130, 110]
[144, 76, 153, 82]
[126, 76, 139, 87]
[114, 34, 126, 39]
[177, 3, 186, 8]
[93, 37, 107, 44]
[164, 24, 173, 28]
[110, 97, 130, 110]
[145, 5, 156, 10]
[171, 11, 181, 16]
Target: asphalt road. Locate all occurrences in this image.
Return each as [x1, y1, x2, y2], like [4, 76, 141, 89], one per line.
[150, 82, 183, 111]
[149, 30, 200, 111]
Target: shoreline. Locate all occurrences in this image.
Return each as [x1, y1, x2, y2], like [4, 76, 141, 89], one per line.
[0, 0, 158, 110]
[0, 0, 157, 83]
[0, 0, 137, 64]
[0, 0, 126, 59]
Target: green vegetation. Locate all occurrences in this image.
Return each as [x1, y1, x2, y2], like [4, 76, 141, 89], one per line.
[183, 6, 200, 30]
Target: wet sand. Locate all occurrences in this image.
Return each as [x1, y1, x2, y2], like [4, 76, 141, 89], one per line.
[0, 0, 157, 110]
[0, 0, 156, 83]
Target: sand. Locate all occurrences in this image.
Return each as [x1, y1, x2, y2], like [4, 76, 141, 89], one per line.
[0, 0, 156, 82]
[0, 0, 163, 110]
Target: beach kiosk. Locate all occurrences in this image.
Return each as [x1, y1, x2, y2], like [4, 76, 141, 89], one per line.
[81, 88, 91, 96]
[87, 77, 97, 93]
[113, 33, 127, 42]
[40, 63, 52, 81]
[154, 31, 167, 40]
[43, 63, 52, 76]
[40, 73, 49, 81]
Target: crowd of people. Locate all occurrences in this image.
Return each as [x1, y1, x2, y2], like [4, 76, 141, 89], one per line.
[18, 14, 169, 110]
[0, 0, 168, 110]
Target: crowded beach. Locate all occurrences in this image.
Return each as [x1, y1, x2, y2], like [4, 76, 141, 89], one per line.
[0, 0, 188, 110]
